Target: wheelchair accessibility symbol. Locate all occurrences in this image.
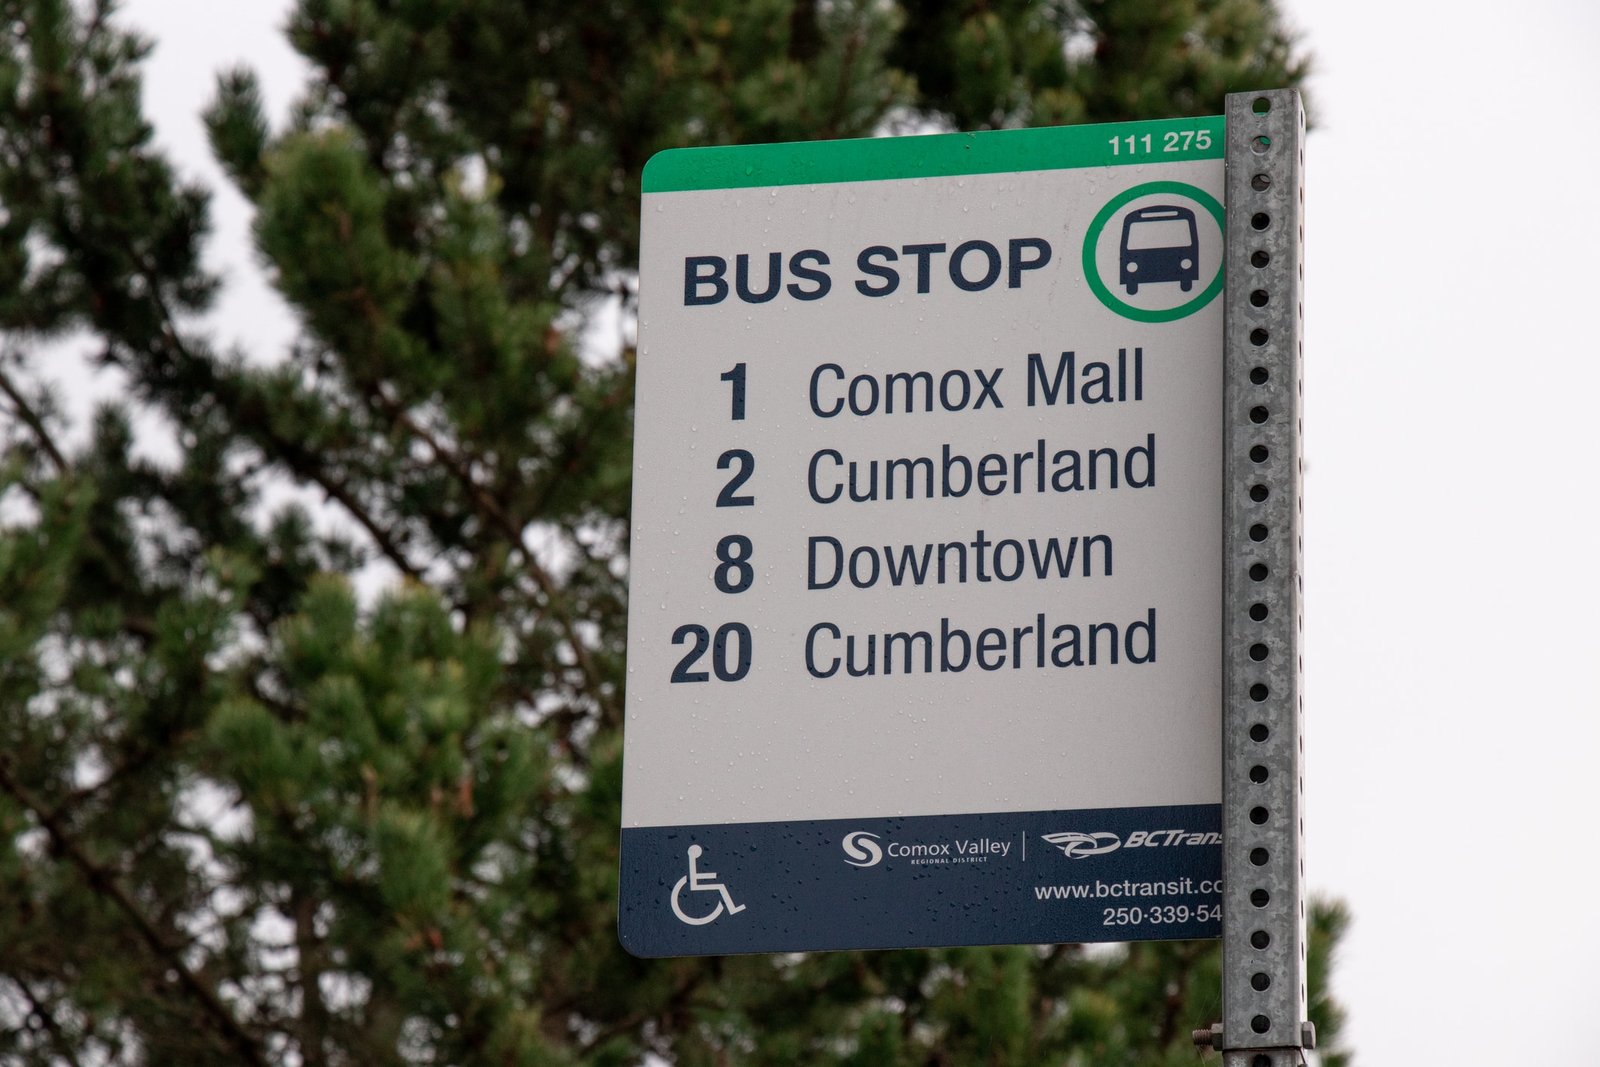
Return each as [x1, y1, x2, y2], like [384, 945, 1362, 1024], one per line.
[670, 844, 747, 926]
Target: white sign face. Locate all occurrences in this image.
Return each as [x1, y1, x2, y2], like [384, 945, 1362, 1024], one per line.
[621, 118, 1227, 956]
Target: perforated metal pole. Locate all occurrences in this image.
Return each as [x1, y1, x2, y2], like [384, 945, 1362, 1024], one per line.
[1216, 88, 1310, 1067]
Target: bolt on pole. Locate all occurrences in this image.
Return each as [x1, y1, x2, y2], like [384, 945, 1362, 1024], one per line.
[1216, 87, 1310, 1067]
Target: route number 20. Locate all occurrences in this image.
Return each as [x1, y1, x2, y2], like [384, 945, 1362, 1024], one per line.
[671, 622, 753, 683]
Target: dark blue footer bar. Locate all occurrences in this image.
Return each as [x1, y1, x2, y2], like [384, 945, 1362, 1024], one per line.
[619, 803, 1221, 957]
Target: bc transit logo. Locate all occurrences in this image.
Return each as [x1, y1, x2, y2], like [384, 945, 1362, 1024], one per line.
[841, 831, 884, 867]
[1042, 831, 1122, 858]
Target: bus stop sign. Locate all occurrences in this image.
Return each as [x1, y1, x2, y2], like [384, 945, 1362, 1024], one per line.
[621, 115, 1228, 956]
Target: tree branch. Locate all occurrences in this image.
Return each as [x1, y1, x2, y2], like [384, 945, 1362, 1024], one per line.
[358, 382, 619, 726]
[577, 964, 706, 1055]
[292, 888, 330, 1067]
[14, 977, 87, 1067]
[139, 265, 429, 585]
[0, 756, 269, 1067]
[0, 362, 70, 475]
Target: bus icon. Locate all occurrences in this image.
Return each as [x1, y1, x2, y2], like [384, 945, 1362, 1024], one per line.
[1119, 205, 1200, 295]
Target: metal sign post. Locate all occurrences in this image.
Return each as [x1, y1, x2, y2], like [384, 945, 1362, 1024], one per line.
[1214, 88, 1311, 1064]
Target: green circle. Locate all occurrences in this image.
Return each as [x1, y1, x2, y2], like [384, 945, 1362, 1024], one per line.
[1081, 181, 1226, 323]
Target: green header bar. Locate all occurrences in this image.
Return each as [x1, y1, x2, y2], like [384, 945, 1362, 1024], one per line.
[642, 115, 1223, 194]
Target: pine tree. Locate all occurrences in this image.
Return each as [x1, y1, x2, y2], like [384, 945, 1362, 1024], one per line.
[0, 1, 1337, 1063]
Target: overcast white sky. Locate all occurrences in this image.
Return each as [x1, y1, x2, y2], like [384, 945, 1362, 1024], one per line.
[105, 1, 1600, 1063]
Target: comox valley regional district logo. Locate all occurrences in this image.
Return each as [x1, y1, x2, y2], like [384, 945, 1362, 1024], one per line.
[1042, 831, 1122, 858]
[841, 831, 884, 867]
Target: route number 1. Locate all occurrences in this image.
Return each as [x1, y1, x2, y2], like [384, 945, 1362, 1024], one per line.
[720, 362, 746, 421]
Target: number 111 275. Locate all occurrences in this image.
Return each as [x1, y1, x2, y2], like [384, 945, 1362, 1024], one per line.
[1109, 128, 1213, 156]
